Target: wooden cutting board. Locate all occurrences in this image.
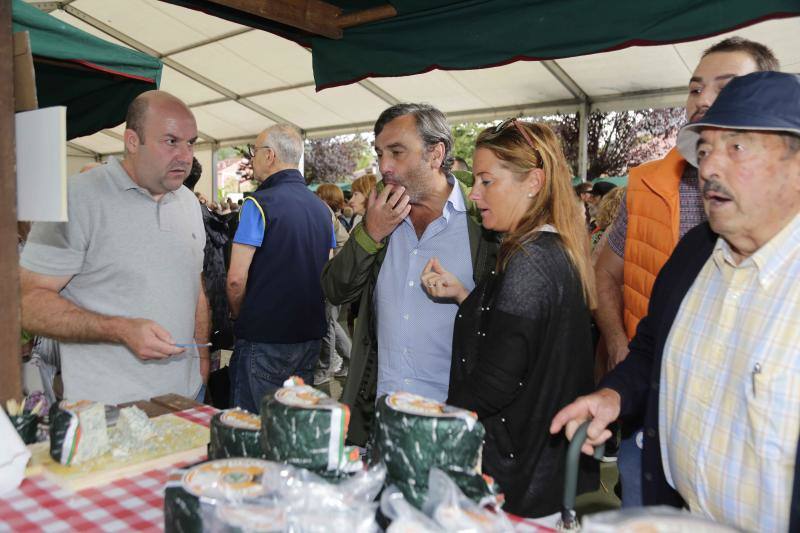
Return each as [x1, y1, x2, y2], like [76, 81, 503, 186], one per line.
[25, 413, 209, 491]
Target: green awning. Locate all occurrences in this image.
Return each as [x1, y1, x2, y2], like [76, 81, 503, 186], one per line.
[310, 0, 800, 90]
[12, 0, 162, 139]
[159, 1, 798, 92]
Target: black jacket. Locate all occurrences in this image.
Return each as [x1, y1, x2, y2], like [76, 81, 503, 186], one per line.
[448, 233, 598, 518]
[600, 222, 800, 529]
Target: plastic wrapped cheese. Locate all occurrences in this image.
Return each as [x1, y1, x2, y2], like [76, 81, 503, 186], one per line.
[209, 408, 265, 460]
[374, 392, 487, 508]
[48, 400, 109, 465]
[165, 458, 281, 532]
[260, 380, 361, 476]
[164, 463, 201, 533]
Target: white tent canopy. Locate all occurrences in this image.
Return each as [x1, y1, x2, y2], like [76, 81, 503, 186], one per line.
[27, 1, 800, 193]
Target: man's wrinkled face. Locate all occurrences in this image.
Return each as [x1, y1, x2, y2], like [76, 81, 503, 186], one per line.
[130, 101, 197, 196]
[374, 115, 441, 203]
[697, 128, 800, 258]
[686, 51, 758, 123]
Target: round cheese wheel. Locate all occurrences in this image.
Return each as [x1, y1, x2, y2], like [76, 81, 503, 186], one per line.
[374, 392, 485, 507]
[209, 409, 265, 460]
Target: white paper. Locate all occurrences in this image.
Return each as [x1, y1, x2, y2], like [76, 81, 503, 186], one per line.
[0, 409, 31, 496]
[16, 106, 67, 221]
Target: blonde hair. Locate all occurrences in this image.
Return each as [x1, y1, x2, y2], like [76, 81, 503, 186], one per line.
[351, 173, 377, 197]
[595, 186, 626, 230]
[475, 121, 596, 309]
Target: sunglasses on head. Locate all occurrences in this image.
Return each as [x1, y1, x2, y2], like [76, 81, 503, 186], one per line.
[489, 118, 543, 168]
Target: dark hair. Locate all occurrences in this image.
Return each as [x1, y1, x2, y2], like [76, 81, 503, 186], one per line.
[183, 157, 203, 191]
[574, 182, 593, 197]
[454, 156, 470, 171]
[702, 37, 779, 72]
[125, 95, 149, 144]
[374, 103, 454, 173]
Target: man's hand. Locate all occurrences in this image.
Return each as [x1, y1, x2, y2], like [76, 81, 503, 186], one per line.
[421, 257, 469, 304]
[549, 388, 622, 456]
[364, 184, 411, 242]
[115, 318, 186, 360]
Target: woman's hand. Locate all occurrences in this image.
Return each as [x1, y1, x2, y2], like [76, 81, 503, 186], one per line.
[421, 257, 469, 304]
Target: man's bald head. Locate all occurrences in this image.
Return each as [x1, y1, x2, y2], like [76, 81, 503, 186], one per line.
[125, 91, 191, 145]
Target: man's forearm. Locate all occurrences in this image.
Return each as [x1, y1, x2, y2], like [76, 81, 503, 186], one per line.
[594, 267, 628, 353]
[194, 283, 211, 343]
[21, 287, 126, 344]
[226, 279, 246, 318]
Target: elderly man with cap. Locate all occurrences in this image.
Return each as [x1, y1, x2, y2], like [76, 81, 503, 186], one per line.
[551, 71, 800, 532]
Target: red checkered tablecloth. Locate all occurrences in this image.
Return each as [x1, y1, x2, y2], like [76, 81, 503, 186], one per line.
[0, 405, 554, 532]
[172, 403, 217, 427]
[0, 406, 216, 532]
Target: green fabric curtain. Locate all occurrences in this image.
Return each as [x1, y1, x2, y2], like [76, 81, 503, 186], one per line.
[12, 0, 162, 139]
[311, 0, 800, 89]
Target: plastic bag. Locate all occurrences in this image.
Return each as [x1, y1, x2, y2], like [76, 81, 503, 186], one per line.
[422, 468, 513, 533]
[380, 485, 443, 532]
[195, 460, 385, 532]
[581, 506, 740, 532]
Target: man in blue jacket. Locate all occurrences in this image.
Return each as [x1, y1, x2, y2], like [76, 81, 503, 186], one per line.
[551, 71, 800, 532]
[226, 124, 333, 412]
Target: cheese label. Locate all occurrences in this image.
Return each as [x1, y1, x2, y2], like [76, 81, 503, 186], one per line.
[182, 458, 273, 500]
[60, 399, 94, 413]
[274, 385, 337, 409]
[220, 409, 260, 431]
[386, 392, 477, 421]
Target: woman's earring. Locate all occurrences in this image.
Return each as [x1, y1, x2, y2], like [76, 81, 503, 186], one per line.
[527, 192, 534, 198]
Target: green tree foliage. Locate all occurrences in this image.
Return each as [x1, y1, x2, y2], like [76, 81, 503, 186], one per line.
[450, 122, 485, 168]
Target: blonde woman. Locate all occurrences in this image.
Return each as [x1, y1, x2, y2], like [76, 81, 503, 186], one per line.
[421, 119, 598, 519]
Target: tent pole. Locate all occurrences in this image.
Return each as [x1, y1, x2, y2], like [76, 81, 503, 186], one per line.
[578, 102, 589, 181]
[0, 0, 23, 403]
[211, 142, 219, 202]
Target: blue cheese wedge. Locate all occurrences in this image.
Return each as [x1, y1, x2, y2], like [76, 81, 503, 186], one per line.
[116, 406, 156, 448]
[49, 400, 110, 465]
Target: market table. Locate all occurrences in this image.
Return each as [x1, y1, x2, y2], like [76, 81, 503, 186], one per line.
[0, 404, 217, 532]
[0, 403, 555, 532]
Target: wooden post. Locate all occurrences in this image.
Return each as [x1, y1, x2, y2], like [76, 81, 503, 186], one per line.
[0, 0, 23, 403]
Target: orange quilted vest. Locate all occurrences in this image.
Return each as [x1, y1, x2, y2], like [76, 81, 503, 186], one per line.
[623, 148, 686, 339]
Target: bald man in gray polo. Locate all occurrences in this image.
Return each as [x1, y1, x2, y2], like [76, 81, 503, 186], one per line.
[20, 91, 210, 404]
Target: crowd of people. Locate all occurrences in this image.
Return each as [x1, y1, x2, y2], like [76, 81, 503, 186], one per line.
[16, 34, 800, 530]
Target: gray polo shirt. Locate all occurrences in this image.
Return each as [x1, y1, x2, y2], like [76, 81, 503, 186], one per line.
[21, 157, 205, 404]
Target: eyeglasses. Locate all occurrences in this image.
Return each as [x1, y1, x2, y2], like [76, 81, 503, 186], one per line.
[247, 144, 272, 158]
[488, 118, 543, 168]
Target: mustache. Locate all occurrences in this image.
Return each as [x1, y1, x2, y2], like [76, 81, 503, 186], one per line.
[701, 179, 733, 198]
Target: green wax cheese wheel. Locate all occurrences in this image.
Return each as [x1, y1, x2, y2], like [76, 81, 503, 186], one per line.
[445, 470, 501, 506]
[164, 466, 201, 533]
[209, 409, 265, 460]
[260, 385, 350, 475]
[374, 392, 485, 508]
[48, 400, 109, 466]
[9, 412, 38, 444]
[165, 459, 283, 532]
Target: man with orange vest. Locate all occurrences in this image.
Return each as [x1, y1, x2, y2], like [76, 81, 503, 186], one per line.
[592, 36, 778, 507]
